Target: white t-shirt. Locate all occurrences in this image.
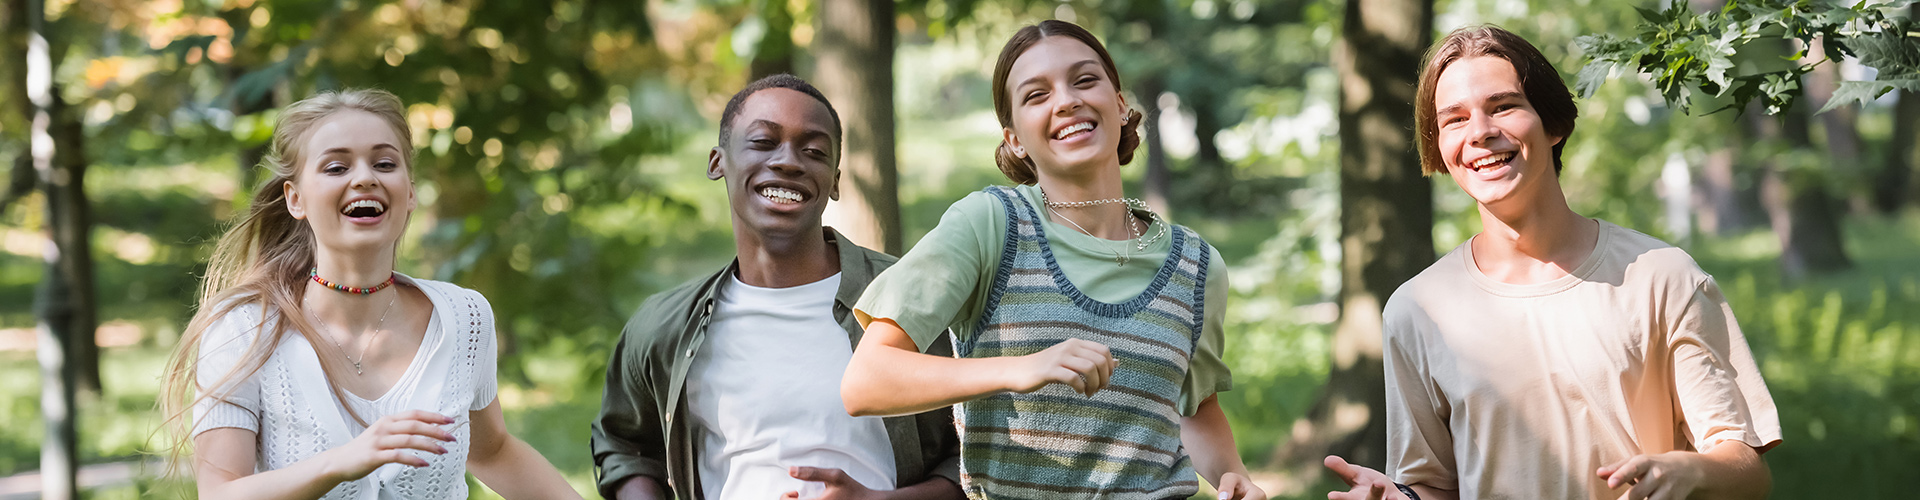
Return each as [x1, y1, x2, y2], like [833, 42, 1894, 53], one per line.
[686, 272, 898, 500]
[1384, 220, 1780, 499]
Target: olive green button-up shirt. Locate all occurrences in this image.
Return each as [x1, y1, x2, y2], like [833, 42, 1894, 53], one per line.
[591, 228, 960, 499]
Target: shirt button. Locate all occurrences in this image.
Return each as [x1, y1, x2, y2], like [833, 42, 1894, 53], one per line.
[686, 348, 695, 358]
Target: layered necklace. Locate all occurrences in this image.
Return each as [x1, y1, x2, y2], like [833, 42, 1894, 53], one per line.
[1039, 188, 1169, 266]
[305, 268, 400, 376]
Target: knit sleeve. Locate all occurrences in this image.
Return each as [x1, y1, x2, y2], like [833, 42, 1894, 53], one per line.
[468, 290, 500, 411]
[193, 306, 265, 436]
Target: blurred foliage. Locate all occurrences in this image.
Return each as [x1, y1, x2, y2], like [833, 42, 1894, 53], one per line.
[1577, 0, 1920, 115]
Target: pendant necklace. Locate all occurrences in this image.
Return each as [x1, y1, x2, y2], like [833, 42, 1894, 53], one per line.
[304, 287, 399, 376]
[1040, 188, 1168, 266]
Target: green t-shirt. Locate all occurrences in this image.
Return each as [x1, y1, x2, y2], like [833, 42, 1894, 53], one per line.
[853, 183, 1232, 416]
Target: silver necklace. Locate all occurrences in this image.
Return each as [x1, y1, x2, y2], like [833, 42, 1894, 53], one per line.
[1040, 188, 1170, 263]
[1046, 204, 1139, 265]
[304, 290, 399, 376]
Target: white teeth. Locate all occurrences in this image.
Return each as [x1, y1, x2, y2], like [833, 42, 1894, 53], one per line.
[342, 199, 385, 215]
[1472, 152, 1514, 169]
[760, 187, 804, 204]
[1054, 122, 1095, 140]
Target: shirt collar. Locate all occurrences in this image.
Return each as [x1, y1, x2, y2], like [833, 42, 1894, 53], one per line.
[825, 226, 881, 309]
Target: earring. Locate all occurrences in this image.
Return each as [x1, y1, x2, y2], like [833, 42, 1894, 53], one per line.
[1121, 114, 1129, 125]
[1013, 146, 1025, 157]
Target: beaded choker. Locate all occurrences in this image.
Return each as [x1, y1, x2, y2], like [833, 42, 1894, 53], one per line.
[310, 268, 396, 295]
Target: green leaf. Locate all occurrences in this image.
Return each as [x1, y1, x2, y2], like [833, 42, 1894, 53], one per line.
[1637, 5, 1669, 24]
[1761, 71, 1800, 97]
[1846, 30, 1920, 78]
[1877, 78, 1920, 93]
[1575, 60, 1618, 98]
[1873, 0, 1920, 13]
[1704, 33, 1740, 93]
[1575, 34, 1645, 63]
[1816, 80, 1889, 114]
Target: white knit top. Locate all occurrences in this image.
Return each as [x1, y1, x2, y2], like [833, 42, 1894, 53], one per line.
[192, 275, 499, 500]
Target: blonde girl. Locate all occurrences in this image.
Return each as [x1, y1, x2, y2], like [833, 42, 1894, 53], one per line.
[160, 89, 579, 500]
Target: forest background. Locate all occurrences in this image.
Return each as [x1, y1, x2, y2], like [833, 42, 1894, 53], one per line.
[1, 0, 1916, 498]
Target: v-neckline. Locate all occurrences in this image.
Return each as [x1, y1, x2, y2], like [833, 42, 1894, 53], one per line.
[337, 276, 444, 404]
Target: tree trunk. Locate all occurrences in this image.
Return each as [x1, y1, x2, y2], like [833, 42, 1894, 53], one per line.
[53, 86, 97, 396]
[1749, 100, 1851, 279]
[1, 2, 30, 219]
[1692, 144, 1755, 235]
[1876, 89, 1917, 213]
[1685, 0, 1763, 236]
[21, 0, 81, 495]
[1274, 0, 1434, 476]
[1188, 89, 1231, 209]
[1138, 77, 1172, 215]
[748, 0, 795, 80]
[228, 65, 276, 189]
[1802, 38, 1868, 215]
[813, 0, 901, 254]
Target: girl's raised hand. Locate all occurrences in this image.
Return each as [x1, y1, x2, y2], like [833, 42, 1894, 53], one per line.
[1006, 338, 1118, 397]
[320, 410, 457, 483]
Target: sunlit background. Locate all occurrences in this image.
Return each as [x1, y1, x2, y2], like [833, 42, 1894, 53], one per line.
[1, 0, 1916, 498]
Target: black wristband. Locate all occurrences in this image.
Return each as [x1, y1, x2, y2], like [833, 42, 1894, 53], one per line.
[1395, 483, 1421, 500]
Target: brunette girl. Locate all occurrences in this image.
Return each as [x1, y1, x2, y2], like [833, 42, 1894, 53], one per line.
[842, 20, 1266, 500]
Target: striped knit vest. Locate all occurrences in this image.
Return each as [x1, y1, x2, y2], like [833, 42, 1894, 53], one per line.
[955, 186, 1210, 500]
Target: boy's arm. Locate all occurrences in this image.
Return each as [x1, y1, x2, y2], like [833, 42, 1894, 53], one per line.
[591, 333, 674, 499]
[1598, 440, 1768, 500]
[1597, 278, 1775, 500]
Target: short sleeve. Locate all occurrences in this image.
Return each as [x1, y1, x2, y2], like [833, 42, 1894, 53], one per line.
[193, 307, 265, 437]
[468, 290, 500, 411]
[1383, 295, 1459, 490]
[853, 191, 1002, 352]
[1177, 247, 1233, 416]
[1670, 277, 1781, 453]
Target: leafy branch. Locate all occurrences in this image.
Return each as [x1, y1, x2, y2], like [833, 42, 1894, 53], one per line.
[1575, 0, 1920, 115]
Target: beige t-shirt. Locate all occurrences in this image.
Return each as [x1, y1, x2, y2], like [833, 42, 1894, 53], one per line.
[1383, 220, 1781, 499]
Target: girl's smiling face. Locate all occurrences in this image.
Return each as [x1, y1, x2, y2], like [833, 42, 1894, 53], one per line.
[284, 108, 416, 255]
[1002, 36, 1130, 178]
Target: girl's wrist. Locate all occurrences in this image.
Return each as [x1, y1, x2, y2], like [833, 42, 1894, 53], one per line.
[313, 448, 351, 485]
[987, 355, 1025, 394]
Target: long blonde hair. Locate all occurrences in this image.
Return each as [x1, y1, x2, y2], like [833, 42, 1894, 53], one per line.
[158, 88, 415, 470]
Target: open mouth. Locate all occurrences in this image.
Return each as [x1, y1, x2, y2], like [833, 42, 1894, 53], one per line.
[1053, 121, 1096, 141]
[341, 199, 387, 218]
[1468, 151, 1515, 171]
[759, 186, 806, 205]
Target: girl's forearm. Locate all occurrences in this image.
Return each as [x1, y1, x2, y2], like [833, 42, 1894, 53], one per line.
[843, 319, 1014, 417]
[1180, 396, 1249, 486]
[470, 436, 582, 499]
[198, 451, 346, 500]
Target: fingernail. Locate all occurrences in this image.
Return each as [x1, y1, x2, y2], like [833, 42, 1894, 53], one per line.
[1218, 492, 1231, 500]
[437, 446, 448, 454]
